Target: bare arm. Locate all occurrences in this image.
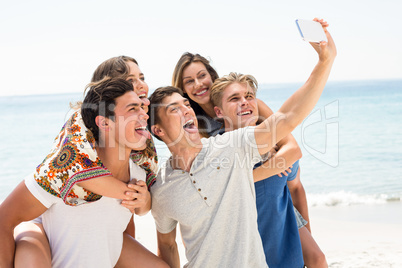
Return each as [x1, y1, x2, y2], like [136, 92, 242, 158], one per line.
[287, 168, 311, 232]
[255, 19, 336, 156]
[77, 176, 135, 201]
[0, 182, 48, 267]
[254, 99, 303, 181]
[80, 176, 151, 215]
[254, 135, 302, 181]
[157, 229, 180, 268]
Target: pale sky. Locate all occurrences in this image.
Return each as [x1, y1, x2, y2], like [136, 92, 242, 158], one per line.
[1, 0, 401, 96]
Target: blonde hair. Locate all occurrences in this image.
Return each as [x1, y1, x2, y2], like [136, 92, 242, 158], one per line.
[210, 72, 258, 108]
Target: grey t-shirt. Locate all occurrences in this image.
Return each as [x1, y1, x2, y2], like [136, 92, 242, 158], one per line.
[151, 126, 268, 267]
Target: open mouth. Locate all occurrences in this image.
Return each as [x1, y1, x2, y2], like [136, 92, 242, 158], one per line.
[135, 126, 151, 139]
[183, 119, 198, 133]
[237, 110, 252, 116]
[194, 89, 208, 97]
[138, 93, 146, 98]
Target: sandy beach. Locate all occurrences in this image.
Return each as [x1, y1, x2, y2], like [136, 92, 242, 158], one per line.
[134, 202, 402, 267]
[309, 202, 402, 268]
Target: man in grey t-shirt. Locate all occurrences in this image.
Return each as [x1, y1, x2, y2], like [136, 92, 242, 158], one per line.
[147, 33, 335, 265]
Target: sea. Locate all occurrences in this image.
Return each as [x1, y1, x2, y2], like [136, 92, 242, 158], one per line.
[1, 79, 401, 207]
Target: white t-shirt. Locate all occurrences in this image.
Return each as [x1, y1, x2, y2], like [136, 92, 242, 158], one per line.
[151, 126, 268, 267]
[25, 160, 146, 268]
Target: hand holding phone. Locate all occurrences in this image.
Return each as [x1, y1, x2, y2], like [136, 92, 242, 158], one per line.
[295, 19, 327, 43]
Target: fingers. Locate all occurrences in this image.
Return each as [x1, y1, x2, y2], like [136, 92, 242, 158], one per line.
[121, 180, 150, 213]
[125, 182, 149, 200]
[320, 41, 328, 51]
[121, 199, 142, 213]
[121, 202, 136, 213]
[313, 18, 329, 30]
[125, 191, 139, 200]
[122, 189, 137, 201]
[121, 192, 148, 205]
[135, 180, 147, 186]
[128, 179, 146, 185]
[127, 181, 147, 192]
[125, 189, 148, 200]
[277, 166, 293, 177]
[122, 186, 146, 201]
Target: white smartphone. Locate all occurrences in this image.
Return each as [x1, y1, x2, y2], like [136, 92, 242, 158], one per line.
[295, 19, 327, 43]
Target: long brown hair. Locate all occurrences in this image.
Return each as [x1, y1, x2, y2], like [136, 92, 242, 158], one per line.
[91, 56, 138, 82]
[172, 52, 219, 137]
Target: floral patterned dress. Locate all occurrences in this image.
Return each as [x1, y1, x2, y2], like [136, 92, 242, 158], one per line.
[34, 111, 157, 206]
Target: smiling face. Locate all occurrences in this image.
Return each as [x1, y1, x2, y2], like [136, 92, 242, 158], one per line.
[214, 82, 258, 131]
[107, 91, 150, 151]
[151, 92, 200, 147]
[125, 61, 150, 111]
[182, 62, 214, 106]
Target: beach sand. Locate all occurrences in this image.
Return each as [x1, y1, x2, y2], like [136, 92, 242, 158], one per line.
[135, 202, 402, 267]
[309, 202, 402, 268]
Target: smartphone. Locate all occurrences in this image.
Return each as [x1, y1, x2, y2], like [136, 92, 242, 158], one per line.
[295, 19, 327, 43]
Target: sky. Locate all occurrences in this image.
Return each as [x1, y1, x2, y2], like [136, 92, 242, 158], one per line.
[1, 0, 401, 96]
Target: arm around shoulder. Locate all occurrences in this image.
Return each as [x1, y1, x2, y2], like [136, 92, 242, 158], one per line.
[77, 175, 135, 201]
[253, 134, 302, 182]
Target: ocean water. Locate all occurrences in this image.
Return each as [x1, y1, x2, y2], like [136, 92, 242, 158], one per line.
[1, 80, 401, 207]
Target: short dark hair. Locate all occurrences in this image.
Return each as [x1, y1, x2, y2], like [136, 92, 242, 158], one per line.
[81, 78, 134, 143]
[147, 86, 183, 141]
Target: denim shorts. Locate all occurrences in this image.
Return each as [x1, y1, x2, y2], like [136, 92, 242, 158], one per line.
[294, 206, 308, 229]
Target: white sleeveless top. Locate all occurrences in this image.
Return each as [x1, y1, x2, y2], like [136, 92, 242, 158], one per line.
[25, 160, 146, 268]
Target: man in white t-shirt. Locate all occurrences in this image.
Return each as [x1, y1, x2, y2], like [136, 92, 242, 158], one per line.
[0, 79, 167, 268]
[147, 32, 335, 267]
[23, 160, 146, 267]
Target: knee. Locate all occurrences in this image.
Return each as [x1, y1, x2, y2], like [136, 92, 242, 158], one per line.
[309, 250, 328, 268]
[14, 224, 51, 268]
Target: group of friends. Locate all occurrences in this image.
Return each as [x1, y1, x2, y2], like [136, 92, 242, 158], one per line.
[0, 19, 336, 267]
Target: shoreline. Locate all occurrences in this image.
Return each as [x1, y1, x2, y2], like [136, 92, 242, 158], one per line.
[135, 202, 402, 267]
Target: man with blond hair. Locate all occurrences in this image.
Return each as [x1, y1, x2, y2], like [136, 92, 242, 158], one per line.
[147, 24, 336, 268]
[211, 72, 320, 268]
